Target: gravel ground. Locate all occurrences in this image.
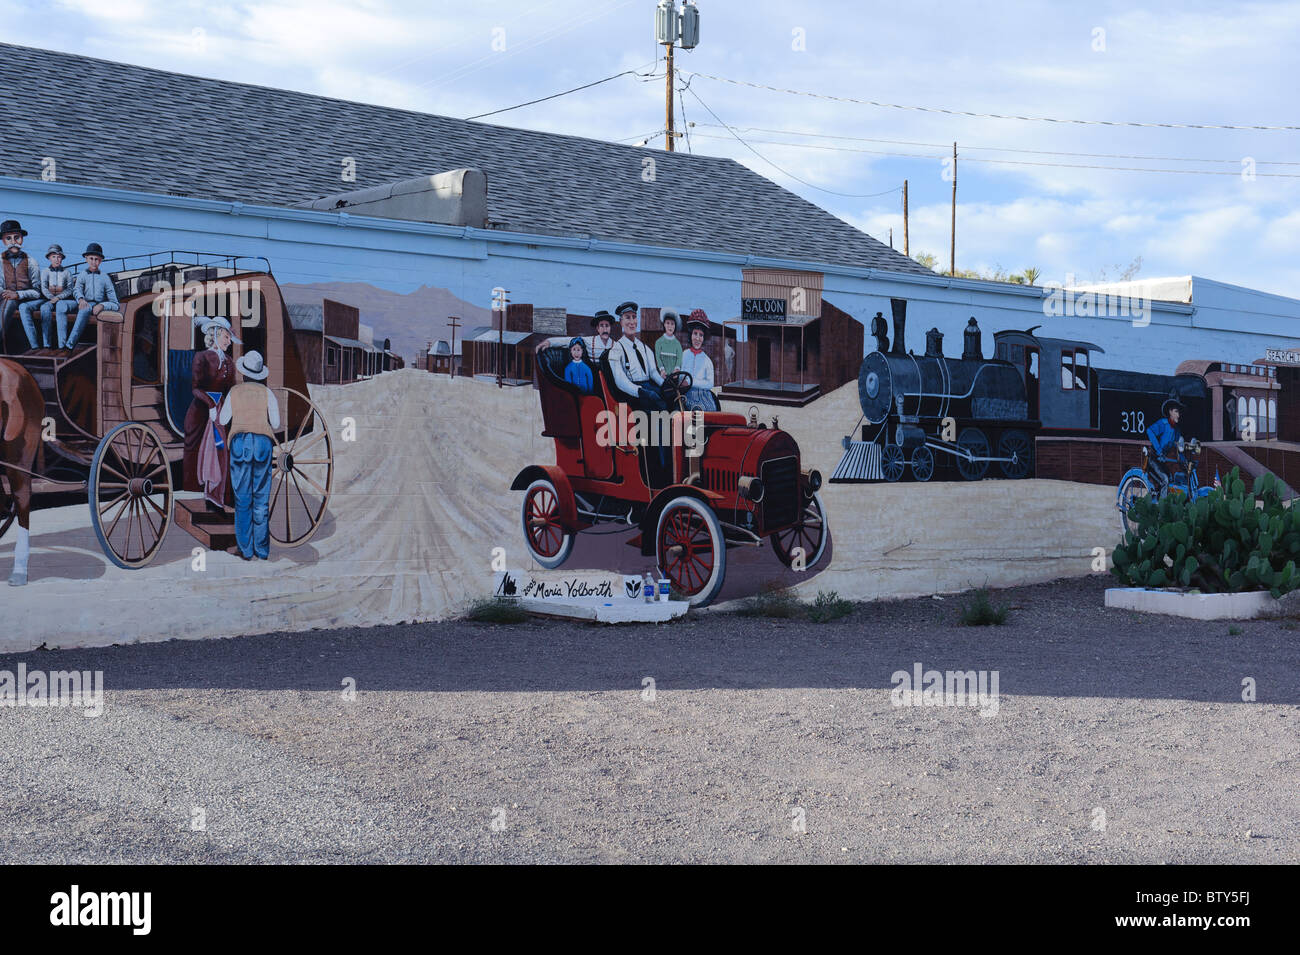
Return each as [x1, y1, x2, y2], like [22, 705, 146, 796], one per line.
[1, 575, 1297, 864]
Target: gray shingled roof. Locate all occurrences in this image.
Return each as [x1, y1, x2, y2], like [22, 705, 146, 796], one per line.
[0, 43, 932, 276]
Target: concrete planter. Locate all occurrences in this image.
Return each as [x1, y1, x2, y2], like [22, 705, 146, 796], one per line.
[1105, 587, 1279, 620]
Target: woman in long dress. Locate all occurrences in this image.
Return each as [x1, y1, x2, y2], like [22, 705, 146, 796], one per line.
[182, 316, 239, 510]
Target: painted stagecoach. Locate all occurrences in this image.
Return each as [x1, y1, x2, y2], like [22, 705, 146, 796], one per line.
[0, 251, 334, 572]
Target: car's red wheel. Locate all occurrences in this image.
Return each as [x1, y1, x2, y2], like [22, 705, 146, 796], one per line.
[521, 478, 574, 569]
[655, 496, 726, 606]
[771, 491, 829, 571]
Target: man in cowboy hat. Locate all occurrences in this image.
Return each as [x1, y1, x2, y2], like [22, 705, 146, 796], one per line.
[20, 244, 74, 348]
[1145, 397, 1187, 496]
[219, 350, 280, 560]
[0, 219, 41, 352]
[65, 242, 118, 350]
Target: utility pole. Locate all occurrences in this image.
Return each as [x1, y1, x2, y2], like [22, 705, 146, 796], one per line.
[950, 143, 957, 277]
[903, 179, 909, 257]
[665, 41, 675, 152]
[491, 288, 509, 388]
[448, 316, 461, 379]
[656, 1, 699, 152]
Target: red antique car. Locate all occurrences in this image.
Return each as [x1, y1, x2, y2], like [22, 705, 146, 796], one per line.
[512, 344, 829, 605]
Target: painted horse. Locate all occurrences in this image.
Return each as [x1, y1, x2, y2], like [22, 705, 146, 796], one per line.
[0, 358, 43, 585]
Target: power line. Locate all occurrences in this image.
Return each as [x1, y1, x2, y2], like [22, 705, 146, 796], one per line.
[686, 87, 904, 198]
[690, 123, 1300, 166]
[466, 66, 656, 120]
[689, 132, 1300, 178]
[685, 70, 1300, 131]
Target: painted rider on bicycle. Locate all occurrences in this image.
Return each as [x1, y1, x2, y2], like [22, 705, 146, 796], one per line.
[1145, 398, 1186, 496]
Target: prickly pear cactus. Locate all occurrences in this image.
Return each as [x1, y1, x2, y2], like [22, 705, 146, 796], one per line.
[1111, 467, 1300, 597]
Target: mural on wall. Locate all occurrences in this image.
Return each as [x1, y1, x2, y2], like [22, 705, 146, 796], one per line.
[0, 223, 336, 584]
[2, 211, 1298, 644]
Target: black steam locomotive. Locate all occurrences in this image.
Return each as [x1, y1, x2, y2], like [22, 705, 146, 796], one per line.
[832, 298, 1210, 483]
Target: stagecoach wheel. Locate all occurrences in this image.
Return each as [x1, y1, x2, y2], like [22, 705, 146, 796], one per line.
[521, 478, 574, 569]
[1118, 475, 1149, 537]
[998, 430, 1034, 480]
[771, 491, 829, 572]
[911, 446, 935, 482]
[656, 495, 726, 607]
[955, 428, 990, 482]
[269, 388, 334, 547]
[88, 421, 174, 569]
[881, 444, 905, 482]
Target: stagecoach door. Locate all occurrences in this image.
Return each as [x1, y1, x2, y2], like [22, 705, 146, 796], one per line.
[163, 299, 194, 434]
[1024, 346, 1040, 421]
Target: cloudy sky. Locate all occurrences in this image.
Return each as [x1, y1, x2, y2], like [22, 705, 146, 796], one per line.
[4, 0, 1298, 297]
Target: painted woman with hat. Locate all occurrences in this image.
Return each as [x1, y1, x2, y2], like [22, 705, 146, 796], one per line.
[219, 350, 281, 559]
[679, 310, 717, 412]
[183, 315, 239, 510]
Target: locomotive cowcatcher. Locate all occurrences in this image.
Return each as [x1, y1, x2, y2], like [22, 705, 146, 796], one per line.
[512, 345, 829, 606]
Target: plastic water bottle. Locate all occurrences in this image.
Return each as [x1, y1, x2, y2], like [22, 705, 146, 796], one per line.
[643, 572, 655, 603]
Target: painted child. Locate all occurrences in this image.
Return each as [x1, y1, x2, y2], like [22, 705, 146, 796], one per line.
[65, 242, 119, 350]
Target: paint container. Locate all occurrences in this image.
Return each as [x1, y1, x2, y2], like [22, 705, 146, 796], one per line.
[657, 578, 670, 602]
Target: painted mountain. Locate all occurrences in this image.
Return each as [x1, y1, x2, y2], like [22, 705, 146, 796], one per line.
[279, 281, 493, 362]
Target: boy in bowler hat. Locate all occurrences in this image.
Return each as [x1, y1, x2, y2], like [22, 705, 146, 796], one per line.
[65, 242, 119, 350]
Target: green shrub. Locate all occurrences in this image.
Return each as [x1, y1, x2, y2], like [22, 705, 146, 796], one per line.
[959, 587, 1010, 626]
[466, 597, 530, 624]
[808, 590, 854, 623]
[738, 583, 803, 618]
[1111, 468, 1300, 597]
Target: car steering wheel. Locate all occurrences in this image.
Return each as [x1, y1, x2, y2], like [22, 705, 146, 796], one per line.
[660, 369, 693, 405]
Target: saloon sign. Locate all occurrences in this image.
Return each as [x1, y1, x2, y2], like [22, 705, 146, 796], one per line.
[742, 297, 787, 322]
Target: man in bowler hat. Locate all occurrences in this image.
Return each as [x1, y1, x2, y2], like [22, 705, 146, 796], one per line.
[0, 220, 40, 352]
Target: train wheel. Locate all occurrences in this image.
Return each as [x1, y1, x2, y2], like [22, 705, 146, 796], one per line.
[956, 428, 990, 481]
[656, 496, 726, 606]
[771, 492, 829, 571]
[88, 421, 174, 569]
[998, 430, 1034, 479]
[881, 444, 905, 482]
[521, 478, 574, 569]
[911, 446, 935, 482]
[1118, 475, 1149, 537]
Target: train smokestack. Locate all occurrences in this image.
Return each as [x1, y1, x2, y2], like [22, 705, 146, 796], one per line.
[963, 317, 982, 360]
[890, 298, 907, 356]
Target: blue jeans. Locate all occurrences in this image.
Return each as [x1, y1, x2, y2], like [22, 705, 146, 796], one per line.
[230, 432, 273, 559]
[19, 300, 64, 348]
[64, 302, 101, 349]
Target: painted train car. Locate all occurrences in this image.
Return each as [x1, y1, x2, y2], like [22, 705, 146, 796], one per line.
[832, 299, 1211, 483]
[993, 327, 1210, 442]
